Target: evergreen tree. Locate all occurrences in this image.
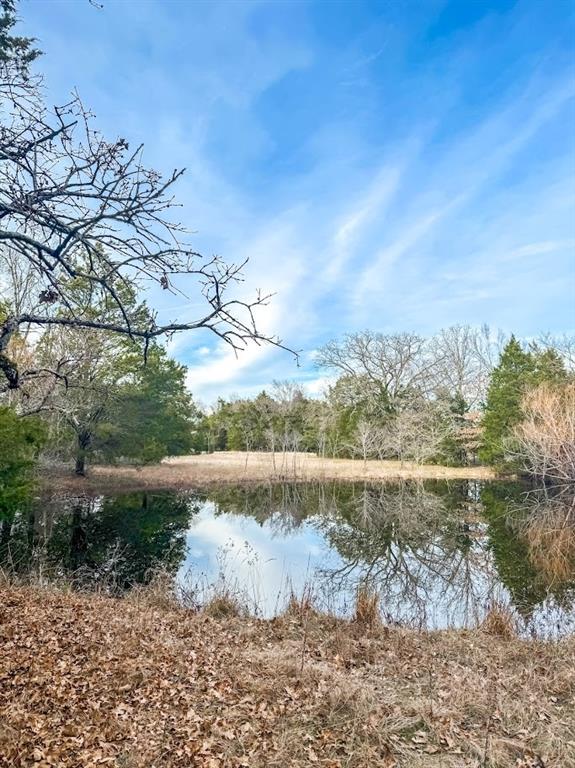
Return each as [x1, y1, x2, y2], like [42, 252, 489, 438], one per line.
[0, 407, 44, 517]
[480, 337, 570, 468]
[0, 0, 39, 70]
[532, 347, 569, 386]
[95, 344, 201, 464]
[479, 337, 535, 467]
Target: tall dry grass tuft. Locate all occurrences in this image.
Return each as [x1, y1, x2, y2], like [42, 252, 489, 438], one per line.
[202, 592, 242, 618]
[480, 603, 516, 640]
[283, 587, 317, 620]
[127, 566, 248, 617]
[354, 585, 380, 628]
[126, 568, 181, 612]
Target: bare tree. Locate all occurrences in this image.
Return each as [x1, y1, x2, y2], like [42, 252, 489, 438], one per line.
[318, 326, 507, 418]
[0, 250, 69, 414]
[317, 331, 434, 414]
[536, 333, 575, 373]
[0, 61, 292, 391]
[349, 419, 383, 470]
[0, 246, 42, 319]
[429, 325, 500, 410]
[378, 400, 454, 465]
[33, 323, 123, 474]
[472, 324, 507, 374]
[270, 380, 306, 472]
[514, 382, 575, 483]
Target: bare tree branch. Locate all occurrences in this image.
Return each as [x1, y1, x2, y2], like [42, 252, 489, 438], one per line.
[0, 62, 296, 389]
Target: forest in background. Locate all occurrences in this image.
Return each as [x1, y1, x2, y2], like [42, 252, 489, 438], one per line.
[2, 319, 575, 498]
[197, 328, 575, 480]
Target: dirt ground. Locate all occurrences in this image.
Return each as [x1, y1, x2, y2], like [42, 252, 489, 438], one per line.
[43, 451, 496, 493]
[0, 584, 572, 768]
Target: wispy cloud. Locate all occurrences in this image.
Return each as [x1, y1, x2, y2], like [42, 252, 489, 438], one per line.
[25, 0, 575, 401]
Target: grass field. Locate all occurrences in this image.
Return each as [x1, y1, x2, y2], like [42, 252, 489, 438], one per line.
[45, 451, 496, 492]
[0, 583, 572, 768]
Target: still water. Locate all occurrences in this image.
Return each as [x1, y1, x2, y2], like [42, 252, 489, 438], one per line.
[1, 481, 574, 638]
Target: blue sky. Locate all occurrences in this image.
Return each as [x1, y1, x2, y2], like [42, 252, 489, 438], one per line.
[23, 0, 575, 403]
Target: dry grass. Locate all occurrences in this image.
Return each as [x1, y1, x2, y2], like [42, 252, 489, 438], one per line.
[202, 593, 243, 619]
[1, 584, 573, 768]
[353, 586, 380, 628]
[42, 451, 496, 493]
[480, 603, 517, 640]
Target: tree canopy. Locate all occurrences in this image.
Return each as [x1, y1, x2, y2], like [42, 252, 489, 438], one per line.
[0, 0, 39, 69]
[0, 405, 44, 516]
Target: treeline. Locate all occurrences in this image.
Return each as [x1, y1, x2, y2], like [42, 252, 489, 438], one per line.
[2, 294, 573, 484]
[197, 327, 575, 480]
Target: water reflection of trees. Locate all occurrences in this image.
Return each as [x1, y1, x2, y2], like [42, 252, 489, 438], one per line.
[0, 491, 200, 590]
[520, 488, 575, 587]
[312, 482, 499, 628]
[2, 481, 573, 633]
[211, 483, 313, 533]
[211, 481, 496, 628]
[481, 484, 575, 621]
[211, 481, 575, 632]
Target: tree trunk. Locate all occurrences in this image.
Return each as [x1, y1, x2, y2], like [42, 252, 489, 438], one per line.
[0, 317, 21, 389]
[75, 430, 91, 476]
[75, 453, 86, 476]
[0, 518, 12, 548]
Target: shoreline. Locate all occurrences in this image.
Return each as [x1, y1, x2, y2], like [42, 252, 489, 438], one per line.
[0, 583, 572, 768]
[39, 451, 498, 494]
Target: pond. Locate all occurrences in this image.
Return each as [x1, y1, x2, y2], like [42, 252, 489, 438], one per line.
[1, 480, 574, 638]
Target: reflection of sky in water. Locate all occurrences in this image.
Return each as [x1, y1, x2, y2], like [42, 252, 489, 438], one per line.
[177, 498, 575, 638]
[177, 502, 345, 615]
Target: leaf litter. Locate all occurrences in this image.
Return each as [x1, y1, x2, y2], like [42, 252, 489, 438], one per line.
[0, 585, 573, 767]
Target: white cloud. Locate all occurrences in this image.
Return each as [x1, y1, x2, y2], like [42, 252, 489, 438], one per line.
[502, 240, 575, 261]
[325, 163, 405, 283]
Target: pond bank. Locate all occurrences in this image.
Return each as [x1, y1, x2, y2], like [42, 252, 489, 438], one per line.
[41, 451, 497, 493]
[0, 584, 573, 768]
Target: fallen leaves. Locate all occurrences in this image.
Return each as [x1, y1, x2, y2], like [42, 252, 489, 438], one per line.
[0, 585, 573, 767]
